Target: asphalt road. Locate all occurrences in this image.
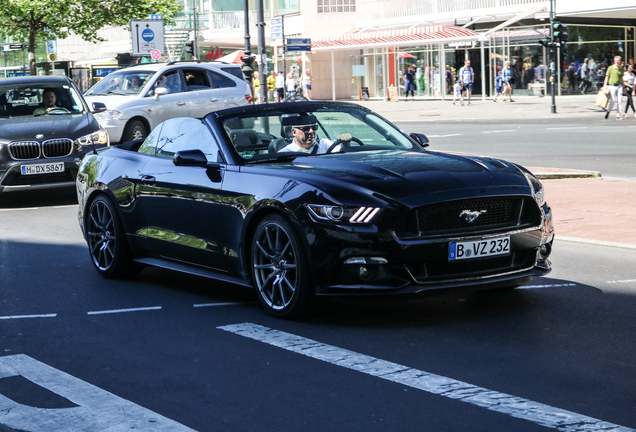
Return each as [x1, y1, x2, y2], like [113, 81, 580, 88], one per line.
[1, 118, 635, 431]
[394, 116, 636, 181]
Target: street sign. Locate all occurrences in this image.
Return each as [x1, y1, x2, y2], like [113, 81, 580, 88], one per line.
[271, 18, 282, 25]
[1, 44, 24, 51]
[271, 25, 282, 33]
[129, 19, 164, 57]
[286, 45, 311, 52]
[46, 40, 57, 55]
[151, 49, 161, 60]
[149, 14, 162, 20]
[271, 32, 283, 40]
[287, 38, 311, 45]
[48, 53, 56, 62]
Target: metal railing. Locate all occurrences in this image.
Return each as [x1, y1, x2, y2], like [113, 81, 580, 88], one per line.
[170, 10, 258, 32]
[358, 0, 543, 20]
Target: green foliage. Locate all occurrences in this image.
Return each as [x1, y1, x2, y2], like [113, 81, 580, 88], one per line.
[0, 0, 182, 43]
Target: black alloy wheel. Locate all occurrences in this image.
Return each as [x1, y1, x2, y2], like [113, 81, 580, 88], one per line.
[251, 214, 314, 318]
[86, 195, 136, 278]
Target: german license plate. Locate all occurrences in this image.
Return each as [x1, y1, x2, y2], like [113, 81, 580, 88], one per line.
[21, 162, 65, 175]
[449, 235, 510, 261]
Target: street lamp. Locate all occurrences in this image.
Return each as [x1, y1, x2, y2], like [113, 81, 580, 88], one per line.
[241, 0, 257, 103]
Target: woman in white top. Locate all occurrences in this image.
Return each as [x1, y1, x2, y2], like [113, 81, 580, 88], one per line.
[623, 65, 636, 118]
[286, 73, 296, 96]
[301, 69, 312, 100]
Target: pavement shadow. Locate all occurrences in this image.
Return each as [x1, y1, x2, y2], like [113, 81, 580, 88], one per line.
[0, 187, 77, 209]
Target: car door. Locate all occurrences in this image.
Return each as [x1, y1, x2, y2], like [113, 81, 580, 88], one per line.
[143, 69, 190, 127]
[182, 67, 226, 118]
[133, 117, 235, 273]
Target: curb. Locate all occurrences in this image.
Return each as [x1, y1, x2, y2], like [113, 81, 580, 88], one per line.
[531, 170, 602, 180]
[557, 236, 636, 250]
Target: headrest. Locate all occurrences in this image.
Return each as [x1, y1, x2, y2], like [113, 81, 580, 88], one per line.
[281, 114, 317, 127]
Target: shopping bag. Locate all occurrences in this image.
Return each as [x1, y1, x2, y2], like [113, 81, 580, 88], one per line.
[595, 89, 610, 108]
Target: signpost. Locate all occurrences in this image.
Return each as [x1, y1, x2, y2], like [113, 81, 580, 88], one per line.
[130, 19, 164, 57]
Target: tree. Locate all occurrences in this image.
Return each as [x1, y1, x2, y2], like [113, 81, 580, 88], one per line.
[0, 0, 182, 75]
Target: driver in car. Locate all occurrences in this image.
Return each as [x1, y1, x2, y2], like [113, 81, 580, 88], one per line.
[33, 89, 60, 115]
[279, 114, 351, 155]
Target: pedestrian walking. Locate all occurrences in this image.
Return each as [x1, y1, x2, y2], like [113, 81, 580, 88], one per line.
[286, 72, 296, 96]
[301, 69, 312, 100]
[403, 65, 416, 101]
[502, 61, 515, 102]
[603, 55, 626, 120]
[452, 80, 463, 105]
[624, 64, 636, 118]
[535, 60, 545, 83]
[579, 58, 591, 94]
[446, 65, 453, 95]
[458, 60, 475, 105]
[253, 71, 260, 104]
[275, 71, 285, 102]
[267, 71, 277, 102]
[493, 71, 504, 103]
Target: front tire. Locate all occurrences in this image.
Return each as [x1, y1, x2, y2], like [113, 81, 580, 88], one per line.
[251, 214, 314, 318]
[86, 195, 136, 278]
[121, 120, 147, 142]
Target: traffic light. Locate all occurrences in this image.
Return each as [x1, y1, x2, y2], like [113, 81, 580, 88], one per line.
[553, 21, 569, 46]
[185, 40, 195, 56]
[539, 38, 550, 48]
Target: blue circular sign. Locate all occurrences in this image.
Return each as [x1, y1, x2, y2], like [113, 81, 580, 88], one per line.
[142, 29, 155, 42]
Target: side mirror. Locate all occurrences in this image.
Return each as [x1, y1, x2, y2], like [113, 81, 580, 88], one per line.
[91, 102, 107, 114]
[173, 149, 208, 166]
[154, 87, 168, 100]
[410, 133, 430, 149]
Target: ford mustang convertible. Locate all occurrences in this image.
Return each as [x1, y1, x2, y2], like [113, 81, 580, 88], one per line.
[76, 102, 554, 318]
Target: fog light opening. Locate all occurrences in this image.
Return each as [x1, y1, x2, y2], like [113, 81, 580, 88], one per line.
[359, 266, 371, 281]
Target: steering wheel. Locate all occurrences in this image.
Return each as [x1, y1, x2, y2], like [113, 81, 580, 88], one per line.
[46, 107, 70, 114]
[326, 136, 364, 154]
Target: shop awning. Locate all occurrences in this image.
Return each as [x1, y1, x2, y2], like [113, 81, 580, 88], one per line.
[482, 4, 548, 37]
[312, 25, 479, 51]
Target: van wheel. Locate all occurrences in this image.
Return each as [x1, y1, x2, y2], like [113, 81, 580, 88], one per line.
[122, 120, 147, 142]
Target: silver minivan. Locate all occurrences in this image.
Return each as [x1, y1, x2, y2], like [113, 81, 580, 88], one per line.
[84, 61, 251, 143]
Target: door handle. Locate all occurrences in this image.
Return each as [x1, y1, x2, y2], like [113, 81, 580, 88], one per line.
[210, 98, 219, 102]
[140, 175, 156, 185]
[177, 101, 186, 106]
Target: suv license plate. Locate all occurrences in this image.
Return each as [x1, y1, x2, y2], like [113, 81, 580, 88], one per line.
[21, 162, 65, 176]
[449, 235, 510, 261]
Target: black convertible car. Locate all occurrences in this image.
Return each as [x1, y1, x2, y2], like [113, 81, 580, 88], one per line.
[76, 102, 554, 317]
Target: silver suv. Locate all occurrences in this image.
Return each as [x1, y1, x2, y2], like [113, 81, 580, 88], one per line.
[84, 61, 251, 143]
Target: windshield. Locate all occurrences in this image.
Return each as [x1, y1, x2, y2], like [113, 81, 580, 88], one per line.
[219, 105, 418, 162]
[85, 70, 155, 96]
[0, 83, 86, 118]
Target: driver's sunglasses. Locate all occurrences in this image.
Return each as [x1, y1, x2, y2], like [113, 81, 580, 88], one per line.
[294, 125, 318, 133]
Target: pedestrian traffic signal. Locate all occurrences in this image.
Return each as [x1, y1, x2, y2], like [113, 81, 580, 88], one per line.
[539, 38, 550, 48]
[185, 40, 195, 56]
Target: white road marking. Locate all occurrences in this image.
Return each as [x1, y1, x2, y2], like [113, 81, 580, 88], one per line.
[193, 302, 254, 308]
[0, 205, 75, 212]
[518, 283, 577, 289]
[607, 279, 636, 284]
[427, 134, 463, 138]
[546, 127, 587, 130]
[87, 306, 162, 315]
[219, 323, 634, 432]
[0, 354, 195, 431]
[0, 314, 57, 320]
[482, 130, 515, 134]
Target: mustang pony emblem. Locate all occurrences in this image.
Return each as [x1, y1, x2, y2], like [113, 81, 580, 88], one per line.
[460, 209, 487, 223]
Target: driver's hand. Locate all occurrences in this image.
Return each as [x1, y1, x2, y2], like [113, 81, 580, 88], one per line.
[336, 133, 352, 143]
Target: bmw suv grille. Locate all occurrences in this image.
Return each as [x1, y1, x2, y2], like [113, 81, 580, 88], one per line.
[8, 139, 73, 160]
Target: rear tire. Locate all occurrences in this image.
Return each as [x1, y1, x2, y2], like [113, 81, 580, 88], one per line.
[121, 120, 147, 142]
[251, 214, 315, 318]
[86, 195, 137, 278]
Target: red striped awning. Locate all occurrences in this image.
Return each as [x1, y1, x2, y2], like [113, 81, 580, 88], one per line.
[312, 25, 479, 50]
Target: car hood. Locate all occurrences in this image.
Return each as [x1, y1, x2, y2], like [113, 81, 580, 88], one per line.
[255, 150, 533, 207]
[0, 114, 97, 142]
[84, 94, 135, 109]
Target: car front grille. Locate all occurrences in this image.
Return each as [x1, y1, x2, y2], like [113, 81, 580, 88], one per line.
[42, 139, 73, 157]
[394, 196, 542, 239]
[407, 249, 536, 282]
[8, 139, 73, 160]
[8, 141, 40, 160]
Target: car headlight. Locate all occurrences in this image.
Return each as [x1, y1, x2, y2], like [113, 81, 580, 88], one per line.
[94, 110, 123, 121]
[305, 204, 381, 224]
[525, 173, 546, 207]
[75, 129, 109, 147]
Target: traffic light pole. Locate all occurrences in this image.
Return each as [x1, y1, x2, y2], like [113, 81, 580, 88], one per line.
[549, 0, 556, 114]
[241, 0, 256, 102]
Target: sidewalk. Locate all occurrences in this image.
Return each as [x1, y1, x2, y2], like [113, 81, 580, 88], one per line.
[354, 96, 636, 249]
[355, 94, 602, 121]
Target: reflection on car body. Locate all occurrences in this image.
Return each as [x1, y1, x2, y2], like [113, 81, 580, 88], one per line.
[76, 102, 554, 318]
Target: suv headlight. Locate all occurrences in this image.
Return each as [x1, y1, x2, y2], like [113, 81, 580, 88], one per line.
[305, 204, 381, 224]
[94, 110, 123, 121]
[75, 129, 109, 147]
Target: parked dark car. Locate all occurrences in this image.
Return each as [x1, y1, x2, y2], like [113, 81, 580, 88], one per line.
[76, 102, 554, 318]
[0, 76, 108, 194]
